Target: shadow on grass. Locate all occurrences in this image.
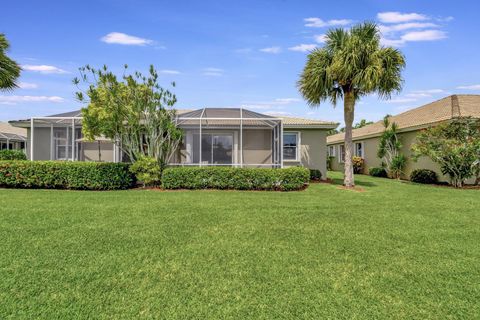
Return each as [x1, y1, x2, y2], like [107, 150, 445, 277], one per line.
[330, 177, 378, 188]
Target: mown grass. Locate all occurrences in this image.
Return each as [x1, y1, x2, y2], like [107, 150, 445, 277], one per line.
[1, 172, 479, 319]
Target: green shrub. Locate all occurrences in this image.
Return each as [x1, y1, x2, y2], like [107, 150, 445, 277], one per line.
[390, 154, 407, 179]
[369, 167, 388, 178]
[0, 161, 135, 190]
[0, 149, 27, 160]
[309, 169, 322, 181]
[410, 169, 438, 184]
[162, 166, 310, 191]
[129, 156, 162, 187]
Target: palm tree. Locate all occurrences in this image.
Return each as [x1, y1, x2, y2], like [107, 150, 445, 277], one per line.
[298, 22, 405, 187]
[0, 33, 21, 91]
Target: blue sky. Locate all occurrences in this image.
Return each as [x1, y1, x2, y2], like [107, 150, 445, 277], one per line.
[1, 0, 480, 124]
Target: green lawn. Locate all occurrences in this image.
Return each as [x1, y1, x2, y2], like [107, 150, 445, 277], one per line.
[1, 172, 479, 319]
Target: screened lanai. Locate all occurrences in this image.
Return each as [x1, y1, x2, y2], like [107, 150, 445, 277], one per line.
[174, 108, 283, 168]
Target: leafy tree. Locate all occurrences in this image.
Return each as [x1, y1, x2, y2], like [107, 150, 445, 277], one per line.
[412, 118, 480, 188]
[298, 22, 405, 187]
[377, 116, 406, 179]
[0, 34, 21, 91]
[74, 64, 183, 170]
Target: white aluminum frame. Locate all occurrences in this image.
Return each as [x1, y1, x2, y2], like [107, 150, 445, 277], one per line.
[175, 108, 284, 168]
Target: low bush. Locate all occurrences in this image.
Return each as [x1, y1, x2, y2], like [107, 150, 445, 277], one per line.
[309, 169, 322, 181]
[410, 169, 438, 184]
[0, 149, 27, 160]
[369, 167, 388, 178]
[162, 166, 310, 191]
[0, 161, 135, 190]
[129, 156, 162, 187]
[352, 156, 364, 174]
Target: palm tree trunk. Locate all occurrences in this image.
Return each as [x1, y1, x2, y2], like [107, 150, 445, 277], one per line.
[343, 91, 355, 187]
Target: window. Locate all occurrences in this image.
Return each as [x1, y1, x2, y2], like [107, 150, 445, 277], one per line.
[354, 142, 364, 158]
[338, 145, 345, 163]
[328, 145, 336, 157]
[193, 133, 233, 164]
[283, 132, 299, 161]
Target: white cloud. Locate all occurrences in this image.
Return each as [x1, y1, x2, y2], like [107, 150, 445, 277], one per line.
[456, 84, 480, 90]
[22, 65, 68, 74]
[379, 22, 438, 34]
[264, 111, 292, 116]
[288, 44, 317, 52]
[101, 32, 153, 46]
[260, 46, 281, 54]
[377, 12, 428, 23]
[401, 30, 447, 42]
[381, 30, 447, 47]
[314, 34, 327, 43]
[406, 93, 431, 98]
[18, 82, 38, 89]
[202, 67, 224, 77]
[304, 17, 352, 28]
[412, 89, 444, 94]
[159, 70, 180, 75]
[0, 95, 65, 104]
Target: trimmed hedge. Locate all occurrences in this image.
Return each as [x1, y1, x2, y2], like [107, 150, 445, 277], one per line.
[162, 166, 310, 191]
[369, 167, 388, 178]
[410, 169, 438, 184]
[0, 161, 135, 190]
[309, 169, 322, 181]
[0, 149, 27, 160]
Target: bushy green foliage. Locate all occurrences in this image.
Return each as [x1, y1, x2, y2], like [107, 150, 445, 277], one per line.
[412, 117, 480, 187]
[352, 156, 364, 174]
[378, 116, 406, 178]
[129, 156, 162, 187]
[390, 154, 407, 179]
[162, 167, 310, 191]
[369, 167, 388, 178]
[0, 149, 26, 160]
[309, 169, 322, 181]
[410, 169, 438, 184]
[0, 161, 135, 190]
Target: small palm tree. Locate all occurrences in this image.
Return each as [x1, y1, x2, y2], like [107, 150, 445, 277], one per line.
[298, 22, 405, 187]
[0, 33, 21, 91]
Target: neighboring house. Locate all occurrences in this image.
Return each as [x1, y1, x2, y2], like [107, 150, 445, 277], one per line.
[10, 108, 338, 179]
[327, 95, 480, 182]
[0, 122, 26, 151]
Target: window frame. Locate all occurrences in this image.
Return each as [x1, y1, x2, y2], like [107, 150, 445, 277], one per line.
[283, 131, 300, 162]
[338, 144, 345, 163]
[354, 141, 364, 158]
[328, 145, 336, 157]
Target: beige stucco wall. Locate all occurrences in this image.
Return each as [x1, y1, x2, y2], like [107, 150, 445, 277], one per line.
[82, 142, 115, 162]
[242, 129, 272, 164]
[328, 130, 453, 182]
[284, 129, 328, 179]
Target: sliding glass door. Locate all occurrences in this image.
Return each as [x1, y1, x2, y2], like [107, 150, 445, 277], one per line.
[193, 133, 233, 165]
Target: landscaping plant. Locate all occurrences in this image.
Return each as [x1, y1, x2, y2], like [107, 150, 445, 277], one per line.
[410, 169, 438, 184]
[129, 156, 162, 187]
[352, 156, 364, 174]
[412, 117, 480, 188]
[0, 149, 26, 160]
[74, 64, 183, 173]
[369, 167, 388, 178]
[377, 116, 406, 179]
[162, 167, 310, 191]
[0, 33, 21, 91]
[298, 22, 405, 187]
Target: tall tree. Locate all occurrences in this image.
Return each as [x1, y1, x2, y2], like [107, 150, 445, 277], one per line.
[0, 34, 21, 91]
[298, 22, 405, 187]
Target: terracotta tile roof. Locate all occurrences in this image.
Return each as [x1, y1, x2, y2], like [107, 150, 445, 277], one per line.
[327, 95, 480, 144]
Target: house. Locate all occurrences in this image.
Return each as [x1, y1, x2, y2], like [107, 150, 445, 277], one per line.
[327, 94, 480, 182]
[9, 107, 338, 179]
[0, 122, 26, 151]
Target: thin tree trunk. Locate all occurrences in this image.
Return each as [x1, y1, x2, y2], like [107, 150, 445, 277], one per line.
[343, 92, 355, 187]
